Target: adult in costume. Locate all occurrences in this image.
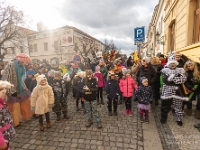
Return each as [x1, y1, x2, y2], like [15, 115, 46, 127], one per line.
[160, 52, 188, 126]
[2, 54, 33, 126]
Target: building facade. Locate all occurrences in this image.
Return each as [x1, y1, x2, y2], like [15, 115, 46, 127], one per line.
[164, 0, 200, 62]
[146, 5, 159, 57]
[28, 25, 105, 64]
[154, 0, 165, 56]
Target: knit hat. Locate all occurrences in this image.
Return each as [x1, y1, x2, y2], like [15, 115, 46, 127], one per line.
[0, 80, 13, 89]
[122, 68, 131, 76]
[76, 71, 86, 78]
[36, 74, 47, 84]
[95, 66, 100, 71]
[16, 53, 30, 64]
[140, 77, 148, 83]
[26, 70, 36, 75]
[166, 52, 179, 66]
[54, 71, 62, 78]
[142, 57, 150, 64]
[47, 70, 55, 77]
[51, 60, 57, 65]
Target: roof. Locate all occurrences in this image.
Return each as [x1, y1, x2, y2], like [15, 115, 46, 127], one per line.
[17, 26, 36, 35]
[28, 25, 104, 45]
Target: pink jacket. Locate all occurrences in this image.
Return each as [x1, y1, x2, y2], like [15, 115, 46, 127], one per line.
[94, 72, 105, 87]
[119, 76, 138, 97]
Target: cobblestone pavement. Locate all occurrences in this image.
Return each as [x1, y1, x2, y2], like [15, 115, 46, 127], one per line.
[10, 94, 144, 150]
[153, 100, 200, 150]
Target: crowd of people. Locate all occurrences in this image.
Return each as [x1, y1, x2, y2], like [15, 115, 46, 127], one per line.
[0, 51, 200, 149]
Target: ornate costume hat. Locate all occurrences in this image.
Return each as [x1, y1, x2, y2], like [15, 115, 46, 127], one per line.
[166, 51, 179, 66]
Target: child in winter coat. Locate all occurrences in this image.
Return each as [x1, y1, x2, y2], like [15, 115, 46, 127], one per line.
[135, 77, 153, 123]
[106, 72, 120, 116]
[119, 69, 138, 116]
[94, 66, 106, 105]
[0, 81, 15, 150]
[72, 71, 86, 112]
[31, 74, 54, 131]
[51, 71, 70, 121]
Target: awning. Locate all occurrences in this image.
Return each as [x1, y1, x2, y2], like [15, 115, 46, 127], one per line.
[175, 42, 200, 63]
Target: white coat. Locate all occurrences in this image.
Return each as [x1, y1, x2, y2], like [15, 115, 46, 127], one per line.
[31, 84, 54, 115]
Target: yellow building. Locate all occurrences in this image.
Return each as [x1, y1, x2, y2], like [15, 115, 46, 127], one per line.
[164, 0, 200, 62]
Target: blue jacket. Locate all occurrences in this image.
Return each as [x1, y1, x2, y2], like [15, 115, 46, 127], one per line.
[106, 79, 119, 99]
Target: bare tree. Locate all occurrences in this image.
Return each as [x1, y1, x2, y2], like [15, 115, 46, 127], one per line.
[104, 39, 117, 52]
[77, 37, 95, 57]
[52, 40, 65, 61]
[0, 1, 26, 60]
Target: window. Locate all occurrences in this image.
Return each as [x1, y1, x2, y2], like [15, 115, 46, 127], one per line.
[34, 44, 37, 52]
[169, 21, 175, 51]
[193, 0, 200, 43]
[20, 46, 23, 53]
[29, 44, 33, 52]
[44, 42, 48, 51]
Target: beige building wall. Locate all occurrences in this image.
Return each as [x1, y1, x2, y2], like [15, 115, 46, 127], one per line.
[164, 0, 200, 63]
[28, 26, 104, 64]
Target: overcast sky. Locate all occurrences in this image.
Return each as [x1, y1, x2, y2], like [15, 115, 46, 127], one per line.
[8, 0, 158, 55]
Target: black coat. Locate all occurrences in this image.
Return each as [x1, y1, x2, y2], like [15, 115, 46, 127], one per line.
[81, 78, 97, 101]
[185, 70, 200, 97]
[136, 65, 157, 86]
[106, 79, 120, 99]
[135, 85, 153, 105]
[29, 79, 37, 92]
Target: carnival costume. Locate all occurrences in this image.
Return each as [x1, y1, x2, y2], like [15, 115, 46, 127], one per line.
[160, 52, 188, 126]
[2, 54, 33, 126]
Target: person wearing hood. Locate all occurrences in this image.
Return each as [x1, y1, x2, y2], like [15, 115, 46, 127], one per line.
[119, 69, 138, 116]
[30, 74, 54, 131]
[135, 77, 153, 123]
[136, 57, 157, 104]
[160, 52, 188, 126]
[51, 71, 70, 121]
[94, 66, 106, 105]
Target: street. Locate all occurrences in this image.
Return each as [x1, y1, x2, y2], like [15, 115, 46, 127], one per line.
[9, 93, 200, 150]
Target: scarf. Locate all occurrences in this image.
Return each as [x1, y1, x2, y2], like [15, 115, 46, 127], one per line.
[15, 60, 26, 94]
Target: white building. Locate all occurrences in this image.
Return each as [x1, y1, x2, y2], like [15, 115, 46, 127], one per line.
[154, 0, 165, 56]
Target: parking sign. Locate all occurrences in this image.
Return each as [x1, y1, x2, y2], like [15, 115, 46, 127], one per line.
[134, 27, 145, 42]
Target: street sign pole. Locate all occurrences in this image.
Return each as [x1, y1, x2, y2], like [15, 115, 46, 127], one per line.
[134, 26, 145, 57]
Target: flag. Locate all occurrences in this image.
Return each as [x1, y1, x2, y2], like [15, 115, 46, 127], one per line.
[133, 52, 139, 61]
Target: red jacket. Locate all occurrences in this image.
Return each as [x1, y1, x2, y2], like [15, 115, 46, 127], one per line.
[119, 76, 138, 97]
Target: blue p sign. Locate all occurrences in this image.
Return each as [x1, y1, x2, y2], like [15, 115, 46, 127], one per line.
[134, 27, 145, 42]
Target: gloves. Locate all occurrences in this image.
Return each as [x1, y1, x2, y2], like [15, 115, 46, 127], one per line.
[31, 107, 35, 112]
[167, 74, 175, 81]
[49, 104, 54, 109]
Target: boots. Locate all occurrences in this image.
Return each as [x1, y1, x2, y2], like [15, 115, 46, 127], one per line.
[195, 110, 200, 119]
[124, 109, 129, 115]
[97, 121, 102, 129]
[85, 120, 93, 128]
[57, 115, 61, 121]
[160, 117, 166, 124]
[47, 121, 51, 128]
[140, 116, 144, 123]
[76, 106, 80, 111]
[97, 99, 100, 105]
[40, 123, 44, 131]
[101, 99, 105, 105]
[63, 112, 69, 119]
[129, 110, 133, 116]
[145, 117, 149, 123]
[108, 111, 112, 116]
[177, 121, 183, 126]
[113, 111, 117, 116]
[186, 109, 192, 116]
